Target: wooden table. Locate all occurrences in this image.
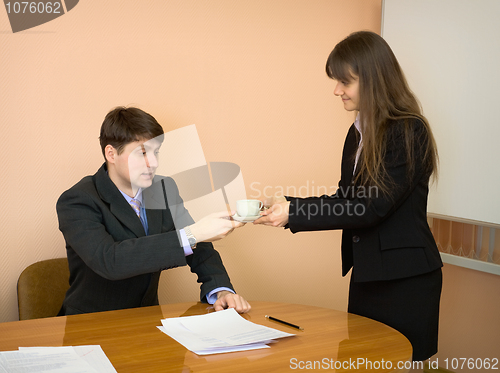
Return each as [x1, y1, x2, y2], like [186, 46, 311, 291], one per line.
[0, 301, 412, 372]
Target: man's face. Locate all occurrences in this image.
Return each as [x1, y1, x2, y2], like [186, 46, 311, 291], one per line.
[110, 137, 161, 196]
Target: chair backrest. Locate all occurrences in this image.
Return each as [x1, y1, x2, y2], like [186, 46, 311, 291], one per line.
[17, 258, 70, 320]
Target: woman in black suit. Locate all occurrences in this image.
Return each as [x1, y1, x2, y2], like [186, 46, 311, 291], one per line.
[254, 31, 442, 361]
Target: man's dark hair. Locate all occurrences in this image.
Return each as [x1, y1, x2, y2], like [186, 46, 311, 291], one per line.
[99, 106, 164, 158]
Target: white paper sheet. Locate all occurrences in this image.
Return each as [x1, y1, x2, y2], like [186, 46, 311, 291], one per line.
[19, 346, 117, 373]
[158, 308, 295, 355]
[0, 346, 116, 373]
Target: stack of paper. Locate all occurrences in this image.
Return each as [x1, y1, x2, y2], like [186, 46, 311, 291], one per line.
[0, 345, 116, 373]
[157, 308, 295, 355]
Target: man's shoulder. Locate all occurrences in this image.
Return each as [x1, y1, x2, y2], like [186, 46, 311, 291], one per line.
[65, 167, 101, 192]
[152, 175, 177, 188]
[143, 175, 179, 209]
[70, 174, 95, 190]
[58, 166, 105, 203]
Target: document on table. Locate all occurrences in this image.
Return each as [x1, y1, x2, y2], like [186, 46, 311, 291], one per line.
[0, 345, 116, 373]
[157, 308, 295, 355]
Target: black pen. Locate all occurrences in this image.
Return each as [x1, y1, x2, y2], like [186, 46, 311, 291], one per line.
[265, 315, 304, 330]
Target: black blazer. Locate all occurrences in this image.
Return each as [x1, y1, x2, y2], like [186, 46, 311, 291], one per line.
[56, 163, 234, 315]
[287, 119, 442, 282]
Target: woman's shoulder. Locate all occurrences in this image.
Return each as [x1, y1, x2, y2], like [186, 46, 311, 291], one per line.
[386, 116, 427, 139]
[387, 115, 425, 128]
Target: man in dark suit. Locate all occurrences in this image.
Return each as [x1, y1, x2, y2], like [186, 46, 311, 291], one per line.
[57, 106, 250, 315]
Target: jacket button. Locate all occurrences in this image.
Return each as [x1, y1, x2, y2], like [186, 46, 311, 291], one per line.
[352, 235, 360, 243]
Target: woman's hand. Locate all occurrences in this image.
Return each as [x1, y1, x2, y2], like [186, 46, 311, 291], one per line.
[253, 197, 290, 227]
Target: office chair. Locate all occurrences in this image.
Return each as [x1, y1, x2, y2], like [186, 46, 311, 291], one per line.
[17, 258, 70, 320]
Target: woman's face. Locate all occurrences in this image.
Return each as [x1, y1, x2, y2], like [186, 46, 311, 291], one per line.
[333, 74, 360, 112]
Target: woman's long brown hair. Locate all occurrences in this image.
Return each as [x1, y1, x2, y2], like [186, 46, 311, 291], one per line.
[326, 31, 438, 196]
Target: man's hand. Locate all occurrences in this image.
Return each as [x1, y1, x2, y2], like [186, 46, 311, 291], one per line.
[214, 291, 251, 313]
[189, 210, 244, 242]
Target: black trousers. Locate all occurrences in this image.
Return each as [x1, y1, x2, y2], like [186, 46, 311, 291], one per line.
[348, 268, 442, 361]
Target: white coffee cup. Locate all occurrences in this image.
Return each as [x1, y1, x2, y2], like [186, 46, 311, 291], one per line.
[236, 199, 263, 217]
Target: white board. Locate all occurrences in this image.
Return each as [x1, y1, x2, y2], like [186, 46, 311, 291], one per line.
[382, 0, 500, 226]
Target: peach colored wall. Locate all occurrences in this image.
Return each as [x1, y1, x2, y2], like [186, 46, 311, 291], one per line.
[1, 3, 498, 371]
[433, 264, 500, 372]
[0, 0, 381, 322]
[428, 219, 500, 371]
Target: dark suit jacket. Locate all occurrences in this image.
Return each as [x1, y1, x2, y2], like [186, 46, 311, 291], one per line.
[287, 119, 442, 282]
[56, 163, 234, 315]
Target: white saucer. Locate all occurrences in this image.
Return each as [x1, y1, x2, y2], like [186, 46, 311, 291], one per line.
[231, 213, 262, 222]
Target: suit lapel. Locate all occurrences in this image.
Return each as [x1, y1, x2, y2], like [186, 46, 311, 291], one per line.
[339, 125, 359, 275]
[142, 177, 171, 235]
[339, 124, 360, 189]
[94, 164, 147, 238]
[145, 209, 163, 235]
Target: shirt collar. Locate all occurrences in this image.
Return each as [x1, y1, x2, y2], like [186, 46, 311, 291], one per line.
[105, 169, 144, 205]
[119, 188, 143, 205]
[354, 112, 361, 135]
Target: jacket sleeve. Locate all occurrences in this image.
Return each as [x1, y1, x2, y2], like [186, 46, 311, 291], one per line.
[288, 119, 430, 233]
[160, 177, 234, 301]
